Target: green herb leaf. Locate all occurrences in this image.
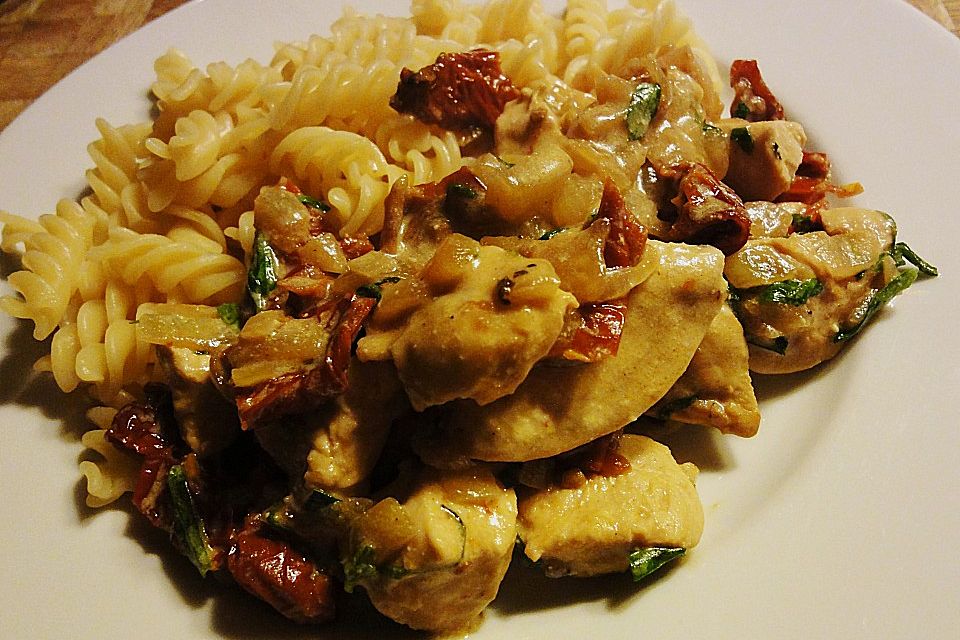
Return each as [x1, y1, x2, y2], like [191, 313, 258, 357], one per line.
[539, 227, 566, 241]
[890, 242, 938, 277]
[628, 547, 685, 582]
[834, 269, 918, 342]
[356, 276, 401, 302]
[746, 333, 789, 355]
[216, 302, 241, 328]
[701, 121, 724, 136]
[758, 278, 824, 306]
[342, 545, 379, 593]
[167, 465, 215, 576]
[791, 213, 819, 234]
[626, 82, 661, 141]
[731, 126, 754, 153]
[304, 489, 341, 511]
[733, 101, 750, 119]
[247, 233, 280, 312]
[297, 193, 330, 211]
[447, 182, 478, 200]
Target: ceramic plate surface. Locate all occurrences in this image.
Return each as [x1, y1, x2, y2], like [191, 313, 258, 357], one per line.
[1, 1, 958, 638]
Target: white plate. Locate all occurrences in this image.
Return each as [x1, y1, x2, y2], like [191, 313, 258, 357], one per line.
[1, 1, 958, 638]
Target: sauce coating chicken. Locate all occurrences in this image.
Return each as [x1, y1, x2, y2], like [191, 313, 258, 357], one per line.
[414, 241, 727, 464]
[340, 464, 517, 633]
[518, 434, 703, 577]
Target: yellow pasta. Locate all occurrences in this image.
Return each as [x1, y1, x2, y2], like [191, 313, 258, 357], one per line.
[78, 425, 140, 508]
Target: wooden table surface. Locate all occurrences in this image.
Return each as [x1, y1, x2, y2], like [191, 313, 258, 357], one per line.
[0, 0, 958, 133]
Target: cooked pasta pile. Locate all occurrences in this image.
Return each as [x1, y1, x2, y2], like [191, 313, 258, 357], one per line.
[0, 0, 936, 634]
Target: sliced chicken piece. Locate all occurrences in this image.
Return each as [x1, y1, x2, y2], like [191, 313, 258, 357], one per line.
[648, 304, 760, 437]
[358, 233, 577, 410]
[414, 240, 727, 463]
[155, 346, 238, 457]
[340, 464, 516, 633]
[726, 207, 898, 373]
[722, 119, 806, 201]
[518, 434, 702, 577]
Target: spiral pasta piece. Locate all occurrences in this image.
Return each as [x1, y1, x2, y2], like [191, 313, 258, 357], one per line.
[270, 126, 405, 236]
[1, 200, 100, 340]
[91, 227, 245, 305]
[79, 425, 139, 508]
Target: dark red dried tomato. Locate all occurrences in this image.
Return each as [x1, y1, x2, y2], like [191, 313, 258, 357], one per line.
[390, 49, 520, 132]
[228, 517, 336, 624]
[596, 180, 648, 268]
[235, 295, 377, 429]
[730, 59, 785, 122]
[107, 385, 185, 524]
[549, 303, 627, 363]
[777, 150, 863, 205]
[667, 163, 750, 256]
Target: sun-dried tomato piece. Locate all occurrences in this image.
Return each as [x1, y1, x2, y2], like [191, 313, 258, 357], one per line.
[107, 384, 179, 461]
[390, 49, 520, 132]
[667, 163, 750, 256]
[107, 384, 185, 525]
[777, 150, 864, 205]
[549, 303, 627, 363]
[228, 516, 336, 624]
[596, 180, 648, 268]
[235, 295, 378, 429]
[554, 431, 632, 489]
[730, 59, 785, 121]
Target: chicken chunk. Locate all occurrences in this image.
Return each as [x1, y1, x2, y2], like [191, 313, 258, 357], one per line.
[414, 240, 727, 463]
[254, 360, 406, 494]
[155, 346, 238, 457]
[726, 207, 898, 373]
[340, 465, 517, 633]
[358, 233, 577, 410]
[303, 361, 407, 494]
[648, 304, 760, 437]
[723, 119, 806, 201]
[517, 434, 703, 577]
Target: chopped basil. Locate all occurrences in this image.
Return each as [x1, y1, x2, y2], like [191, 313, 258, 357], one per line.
[656, 395, 698, 420]
[791, 213, 819, 234]
[356, 276, 401, 302]
[167, 465, 216, 576]
[772, 141, 782, 160]
[628, 547, 685, 582]
[342, 545, 379, 593]
[447, 182, 478, 200]
[834, 269, 918, 342]
[890, 242, 938, 277]
[731, 126, 754, 153]
[216, 302, 241, 328]
[247, 232, 279, 312]
[304, 489, 341, 510]
[758, 278, 824, 306]
[746, 333, 789, 355]
[626, 82, 661, 141]
[539, 227, 566, 241]
[733, 101, 750, 119]
[297, 193, 331, 212]
[342, 505, 465, 592]
[701, 121, 724, 136]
